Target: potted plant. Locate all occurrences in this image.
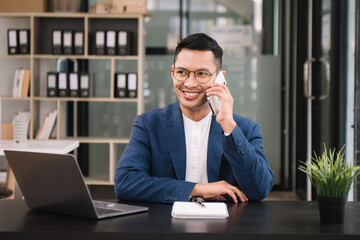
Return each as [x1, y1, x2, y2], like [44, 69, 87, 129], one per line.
[299, 145, 360, 224]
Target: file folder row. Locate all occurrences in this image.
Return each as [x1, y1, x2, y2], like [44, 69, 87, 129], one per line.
[52, 30, 84, 55]
[8, 29, 30, 55]
[47, 72, 90, 97]
[95, 30, 131, 55]
[115, 73, 137, 98]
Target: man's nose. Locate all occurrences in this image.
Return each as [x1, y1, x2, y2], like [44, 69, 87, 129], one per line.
[184, 72, 198, 87]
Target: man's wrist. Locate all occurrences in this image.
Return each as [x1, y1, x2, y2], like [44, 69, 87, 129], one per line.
[221, 119, 236, 135]
[190, 184, 201, 197]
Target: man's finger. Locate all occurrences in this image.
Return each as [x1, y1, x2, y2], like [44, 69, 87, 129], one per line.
[225, 189, 239, 203]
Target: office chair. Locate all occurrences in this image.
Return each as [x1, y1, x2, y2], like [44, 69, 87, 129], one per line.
[0, 124, 15, 199]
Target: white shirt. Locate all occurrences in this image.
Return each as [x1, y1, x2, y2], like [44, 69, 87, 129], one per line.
[183, 111, 213, 184]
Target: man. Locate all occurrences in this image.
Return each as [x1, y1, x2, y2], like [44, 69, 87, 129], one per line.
[115, 33, 274, 203]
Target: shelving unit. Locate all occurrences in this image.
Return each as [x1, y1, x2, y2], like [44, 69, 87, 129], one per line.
[0, 12, 145, 185]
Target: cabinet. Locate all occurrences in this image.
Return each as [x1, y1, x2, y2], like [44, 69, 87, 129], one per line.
[0, 13, 145, 185]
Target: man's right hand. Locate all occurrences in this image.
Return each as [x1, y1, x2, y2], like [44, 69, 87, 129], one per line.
[190, 180, 248, 203]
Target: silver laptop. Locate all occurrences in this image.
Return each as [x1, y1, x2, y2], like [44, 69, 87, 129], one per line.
[4, 150, 148, 219]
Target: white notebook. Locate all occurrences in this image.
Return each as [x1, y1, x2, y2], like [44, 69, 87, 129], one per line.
[171, 201, 229, 219]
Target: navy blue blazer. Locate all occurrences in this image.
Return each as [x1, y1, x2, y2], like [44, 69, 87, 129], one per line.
[114, 101, 274, 203]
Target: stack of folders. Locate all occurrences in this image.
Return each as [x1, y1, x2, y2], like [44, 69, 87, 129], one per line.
[36, 110, 57, 140]
[95, 30, 130, 55]
[47, 72, 90, 98]
[8, 29, 30, 55]
[52, 30, 84, 55]
[171, 201, 229, 219]
[13, 111, 30, 144]
[12, 68, 31, 98]
[12, 112, 30, 129]
[115, 72, 137, 98]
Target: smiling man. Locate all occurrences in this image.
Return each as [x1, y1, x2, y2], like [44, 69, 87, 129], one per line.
[114, 33, 274, 203]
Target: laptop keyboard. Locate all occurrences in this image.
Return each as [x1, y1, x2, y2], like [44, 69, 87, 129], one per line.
[95, 207, 124, 216]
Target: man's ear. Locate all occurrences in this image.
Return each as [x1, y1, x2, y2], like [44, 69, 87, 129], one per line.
[171, 65, 175, 78]
[222, 70, 226, 77]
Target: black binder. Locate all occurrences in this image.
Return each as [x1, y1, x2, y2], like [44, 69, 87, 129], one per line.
[57, 72, 68, 97]
[95, 31, 105, 55]
[8, 29, 18, 55]
[63, 30, 73, 55]
[18, 29, 30, 54]
[115, 73, 127, 98]
[47, 72, 58, 97]
[69, 72, 79, 97]
[79, 73, 90, 97]
[117, 31, 130, 55]
[106, 30, 116, 55]
[52, 30, 62, 55]
[74, 31, 84, 55]
[127, 73, 137, 98]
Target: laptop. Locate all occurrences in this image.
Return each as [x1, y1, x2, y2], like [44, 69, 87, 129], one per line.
[4, 150, 148, 219]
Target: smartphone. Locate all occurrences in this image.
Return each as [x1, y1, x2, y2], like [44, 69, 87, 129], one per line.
[207, 71, 227, 115]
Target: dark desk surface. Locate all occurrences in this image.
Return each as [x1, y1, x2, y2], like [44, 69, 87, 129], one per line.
[1, 200, 360, 240]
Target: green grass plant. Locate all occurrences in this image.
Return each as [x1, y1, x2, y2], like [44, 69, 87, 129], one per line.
[299, 145, 360, 197]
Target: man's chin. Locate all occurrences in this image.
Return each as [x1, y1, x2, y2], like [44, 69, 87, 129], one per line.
[179, 100, 208, 112]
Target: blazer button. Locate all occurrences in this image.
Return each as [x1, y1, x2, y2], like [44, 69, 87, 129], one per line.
[241, 149, 245, 154]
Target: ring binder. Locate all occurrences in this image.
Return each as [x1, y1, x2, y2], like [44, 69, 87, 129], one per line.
[79, 73, 90, 97]
[8, 29, 18, 55]
[47, 72, 58, 97]
[106, 30, 116, 55]
[52, 30, 63, 55]
[18, 29, 30, 54]
[57, 72, 68, 97]
[115, 73, 127, 98]
[95, 31, 105, 55]
[127, 73, 137, 98]
[63, 30, 73, 55]
[69, 72, 79, 97]
[74, 31, 84, 55]
[117, 31, 130, 55]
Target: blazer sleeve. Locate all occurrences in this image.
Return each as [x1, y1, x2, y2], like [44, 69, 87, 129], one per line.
[220, 123, 274, 201]
[114, 115, 196, 203]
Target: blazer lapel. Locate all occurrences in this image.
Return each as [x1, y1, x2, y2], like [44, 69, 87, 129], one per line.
[207, 115, 223, 182]
[161, 102, 187, 180]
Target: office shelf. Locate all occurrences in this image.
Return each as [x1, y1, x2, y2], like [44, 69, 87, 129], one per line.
[0, 12, 145, 185]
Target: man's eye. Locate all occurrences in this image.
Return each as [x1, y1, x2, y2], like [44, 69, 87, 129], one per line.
[197, 71, 210, 77]
[176, 70, 188, 75]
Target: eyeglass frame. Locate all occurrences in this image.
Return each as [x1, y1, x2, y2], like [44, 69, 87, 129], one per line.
[172, 66, 222, 84]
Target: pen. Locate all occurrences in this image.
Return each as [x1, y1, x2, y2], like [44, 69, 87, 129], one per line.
[190, 197, 206, 208]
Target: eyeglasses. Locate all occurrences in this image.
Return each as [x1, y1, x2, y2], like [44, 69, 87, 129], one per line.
[172, 67, 221, 84]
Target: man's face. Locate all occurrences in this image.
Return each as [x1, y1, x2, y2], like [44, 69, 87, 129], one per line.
[171, 49, 219, 113]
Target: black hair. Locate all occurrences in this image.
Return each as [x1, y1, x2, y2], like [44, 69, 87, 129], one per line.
[174, 33, 223, 67]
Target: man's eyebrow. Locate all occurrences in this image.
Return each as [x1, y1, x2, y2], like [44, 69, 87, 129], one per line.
[175, 66, 211, 71]
[174, 66, 188, 70]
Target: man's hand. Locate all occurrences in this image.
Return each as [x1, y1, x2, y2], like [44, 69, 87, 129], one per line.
[190, 180, 248, 203]
[206, 76, 236, 134]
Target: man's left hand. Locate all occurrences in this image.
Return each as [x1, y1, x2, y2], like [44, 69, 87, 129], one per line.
[206, 82, 236, 134]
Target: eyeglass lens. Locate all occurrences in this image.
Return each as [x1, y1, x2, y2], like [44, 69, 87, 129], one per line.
[174, 69, 212, 83]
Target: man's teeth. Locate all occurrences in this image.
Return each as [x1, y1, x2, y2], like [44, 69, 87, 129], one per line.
[184, 91, 199, 96]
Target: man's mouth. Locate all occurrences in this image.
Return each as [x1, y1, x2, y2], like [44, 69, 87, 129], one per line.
[183, 91, 200, 97]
